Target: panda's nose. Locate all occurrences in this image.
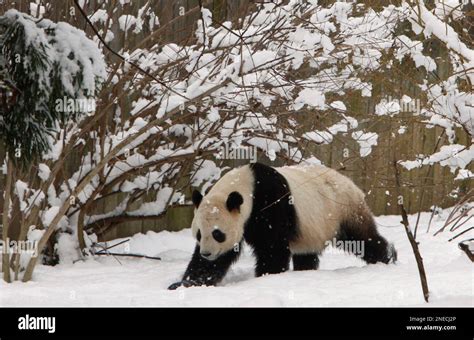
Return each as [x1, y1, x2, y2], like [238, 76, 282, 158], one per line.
[200, 251, 212, 259]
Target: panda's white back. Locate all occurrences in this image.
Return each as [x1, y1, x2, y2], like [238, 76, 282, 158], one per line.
[275, 165, 368, 254]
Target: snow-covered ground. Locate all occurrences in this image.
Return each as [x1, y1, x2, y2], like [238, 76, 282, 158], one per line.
[1, 211, 472, 307]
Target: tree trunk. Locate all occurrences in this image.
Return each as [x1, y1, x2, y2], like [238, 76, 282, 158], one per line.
[2, 157, 14, 283]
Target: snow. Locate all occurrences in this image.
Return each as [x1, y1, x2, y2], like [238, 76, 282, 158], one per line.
[406, 1, 474, 83]
[330, 101, 346, 111]
[37, 163, 51, 181]
[206, 107, 220, 122]
[2, 9, 106, 115]
[1, 210, 472, 307]
[395, 35, 436, 72]
[14, 180, 29, 211]
[455, 169, 474, 181]
[303, 114, 358, 145]
[401, 144, 474, 172]
[89, 9, 108, 24]
[29, 2, 45, 18]
[127, 187, 175, 217]
[55, 233, 80, 265]
[294, 88, 326, 110]
[375, 98, 401, 117]
[352, 131, 378, 157]
[433, 0, 465, 19]
[303, 117, 356, 145]
[118, 15, 141, 33]
[42, 206, 60, 227]
[191, 160, 222, 194]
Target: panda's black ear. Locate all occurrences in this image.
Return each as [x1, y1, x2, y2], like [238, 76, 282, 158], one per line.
[226, 191, 243, 212]
[192, 190, 203, 208]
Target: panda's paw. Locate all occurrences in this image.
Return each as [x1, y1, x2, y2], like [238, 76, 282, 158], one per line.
[167, 280, 197, 290]
[167, 281, 182, 290]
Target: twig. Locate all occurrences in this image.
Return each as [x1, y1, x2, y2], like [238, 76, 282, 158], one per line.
[394, 161, 430, 303]
[448, 227, 473, 242]
[457, 239, 474, 262]
[450, 214, 473, 232]
[89, 241, 123, 265]
[73, 0, 188, 101]
[434, 189, 473, 236]
[92, 239, 130, 253]
[426, 206, 437, 234]
[95, 252, 161, 261]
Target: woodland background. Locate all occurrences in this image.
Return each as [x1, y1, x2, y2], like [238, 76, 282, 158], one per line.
[0, 0, 472, 244]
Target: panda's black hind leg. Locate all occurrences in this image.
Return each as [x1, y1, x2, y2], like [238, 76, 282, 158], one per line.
[292, 253, 319, 270]
[338, 212, 397, 265]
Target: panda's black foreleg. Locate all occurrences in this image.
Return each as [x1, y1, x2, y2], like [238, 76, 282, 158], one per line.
[292, 253, 320, 270]
[253, 243, 292, 277]
[168, 243, 241, 290]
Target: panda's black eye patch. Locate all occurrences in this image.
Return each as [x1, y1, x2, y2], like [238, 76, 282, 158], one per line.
[196, 230, 201, 242]
[212, 229, 226, 243]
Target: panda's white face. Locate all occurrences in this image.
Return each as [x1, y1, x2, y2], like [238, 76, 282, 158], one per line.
[191, 192, 246, 261]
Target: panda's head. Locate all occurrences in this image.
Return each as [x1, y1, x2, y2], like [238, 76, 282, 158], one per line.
[191, 189, 245, 261]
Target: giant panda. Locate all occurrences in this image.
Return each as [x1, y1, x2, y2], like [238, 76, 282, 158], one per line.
[168, 162, 396, 289]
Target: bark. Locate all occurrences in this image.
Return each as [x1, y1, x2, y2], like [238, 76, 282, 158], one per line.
[2, 157, 14, 283]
